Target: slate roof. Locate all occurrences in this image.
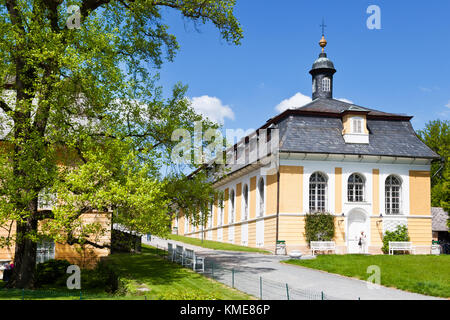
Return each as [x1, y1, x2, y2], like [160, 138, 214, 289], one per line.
[296, 98, 406, 117]
[432, 207, 449, 232]
[274, 98, 439, 159]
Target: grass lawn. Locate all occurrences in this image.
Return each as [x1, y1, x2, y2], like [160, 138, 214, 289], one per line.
[166, 234, 271, 254]
[0, 245, 252, 300]
[284, 254, 450, 298]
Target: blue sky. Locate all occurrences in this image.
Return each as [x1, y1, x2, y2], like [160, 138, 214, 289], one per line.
[157, 0, 450, 135]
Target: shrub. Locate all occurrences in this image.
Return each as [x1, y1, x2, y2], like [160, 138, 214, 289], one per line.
[35, 259, 72, 287]
[382, 224, 410, 254]
[304, 212, 335, 246]
[81, 260, 120, 293]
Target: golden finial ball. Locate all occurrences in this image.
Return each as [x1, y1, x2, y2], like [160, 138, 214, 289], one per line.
[319, 35, 327, 52]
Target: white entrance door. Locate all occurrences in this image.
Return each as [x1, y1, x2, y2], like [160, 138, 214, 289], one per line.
[347, 210, 368, 254]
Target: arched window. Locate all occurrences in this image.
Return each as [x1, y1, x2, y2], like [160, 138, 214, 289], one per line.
[243, 184, 249, 220]
[385, 175, 401, 214]
[230, 189, 235, 223]
[348, 173, 365, 202]
[312, 79, 316, 93]
[322, 77, 331, 92]
[258, 178, 265, 217]
[309, 172, 327, 212]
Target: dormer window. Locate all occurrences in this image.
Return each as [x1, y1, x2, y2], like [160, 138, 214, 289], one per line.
[322, 77, 331, 92]
[352, 117, 363, 134]
[342, 113, 369, 144]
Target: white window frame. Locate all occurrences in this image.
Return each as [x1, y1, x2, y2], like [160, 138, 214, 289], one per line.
[322, 77, 331, 92]
[351, 117, 364, 134]
[36, 239, 55, 264]
[258, 178, 265, 217]
[229, 189, 235, 223]
[309, 172, 328, 213]
[242, 184, 249, 221]
[348, 173, 365, 202]
[385, 175, 402, 215]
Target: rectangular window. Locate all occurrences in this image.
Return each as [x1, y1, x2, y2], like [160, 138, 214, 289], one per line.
[353, 118, 362, 134]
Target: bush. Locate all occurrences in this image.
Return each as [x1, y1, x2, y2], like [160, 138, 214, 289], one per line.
[81, 260, 120, 293]
[382, 225, 410, 254]
[35, 259, 72, 287]
[304, 212, 335, 246]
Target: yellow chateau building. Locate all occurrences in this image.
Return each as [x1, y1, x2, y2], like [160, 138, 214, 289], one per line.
[172, 36, 439, 255]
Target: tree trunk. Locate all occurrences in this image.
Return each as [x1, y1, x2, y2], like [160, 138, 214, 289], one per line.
[7, 218, 38, 289]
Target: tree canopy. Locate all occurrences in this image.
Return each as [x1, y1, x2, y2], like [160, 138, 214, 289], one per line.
[417, 119, 449, 210]
[0, 0, 242, 288]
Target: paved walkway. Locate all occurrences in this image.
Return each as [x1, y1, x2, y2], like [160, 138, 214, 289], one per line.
[144, 236, 441, 300]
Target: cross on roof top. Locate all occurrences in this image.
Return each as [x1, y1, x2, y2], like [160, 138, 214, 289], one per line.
[320, 18, 327, 36]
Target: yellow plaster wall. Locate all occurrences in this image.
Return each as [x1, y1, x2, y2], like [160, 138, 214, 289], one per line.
[0, 221, 15, 261]
[234, 224, 241, 245]
[264, 217, 277, 249]
[1, 214, 110, 268]
[342, 114, 369, 135]
[334, 217, 346, 245]
[373, 169, 380, 215]
[370, 218, 383, 246]
[213, 197, 218, 227]
[277, 216, 306, 245]
[408, 218, 432, 245]
[178, 212, 185, 235]
[223, 225, 229, 243]
[409, 171, 431, 216]
[266, 173, 278, 215]
[279, 166, 303, 213]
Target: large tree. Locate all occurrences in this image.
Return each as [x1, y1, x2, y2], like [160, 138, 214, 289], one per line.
[0, 0, 242, 288]
[417, 120, 449, 208]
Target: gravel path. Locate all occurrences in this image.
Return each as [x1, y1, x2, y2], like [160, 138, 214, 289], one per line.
[143, 236, 442, 300]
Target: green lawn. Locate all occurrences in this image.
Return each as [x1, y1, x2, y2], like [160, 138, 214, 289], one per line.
[284, 254, 450, 298]
[0, 245, 252, 300]
[166, 234, 271, 254]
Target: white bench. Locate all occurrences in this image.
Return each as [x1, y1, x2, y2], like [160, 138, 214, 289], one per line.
[310, 241, 336, 256]
[175, 245, 185, 264]
[183, 249, 205, 273]
[389, 241, 415, 255]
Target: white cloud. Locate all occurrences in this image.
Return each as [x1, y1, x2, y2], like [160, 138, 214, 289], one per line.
[445, 100, 450, 109]
[336, 98, 354, 104]
[275, 92, 312, 113]
[275, 93, 354, 113]
[190, 95, 235, 125]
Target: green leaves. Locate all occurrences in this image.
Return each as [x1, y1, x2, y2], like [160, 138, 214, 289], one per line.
[417, 120, 449, 208]
[381, 225, 410, 254]
[304, 212, 335, 245]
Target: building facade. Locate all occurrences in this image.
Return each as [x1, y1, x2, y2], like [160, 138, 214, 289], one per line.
[173, 35, 439, 255]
